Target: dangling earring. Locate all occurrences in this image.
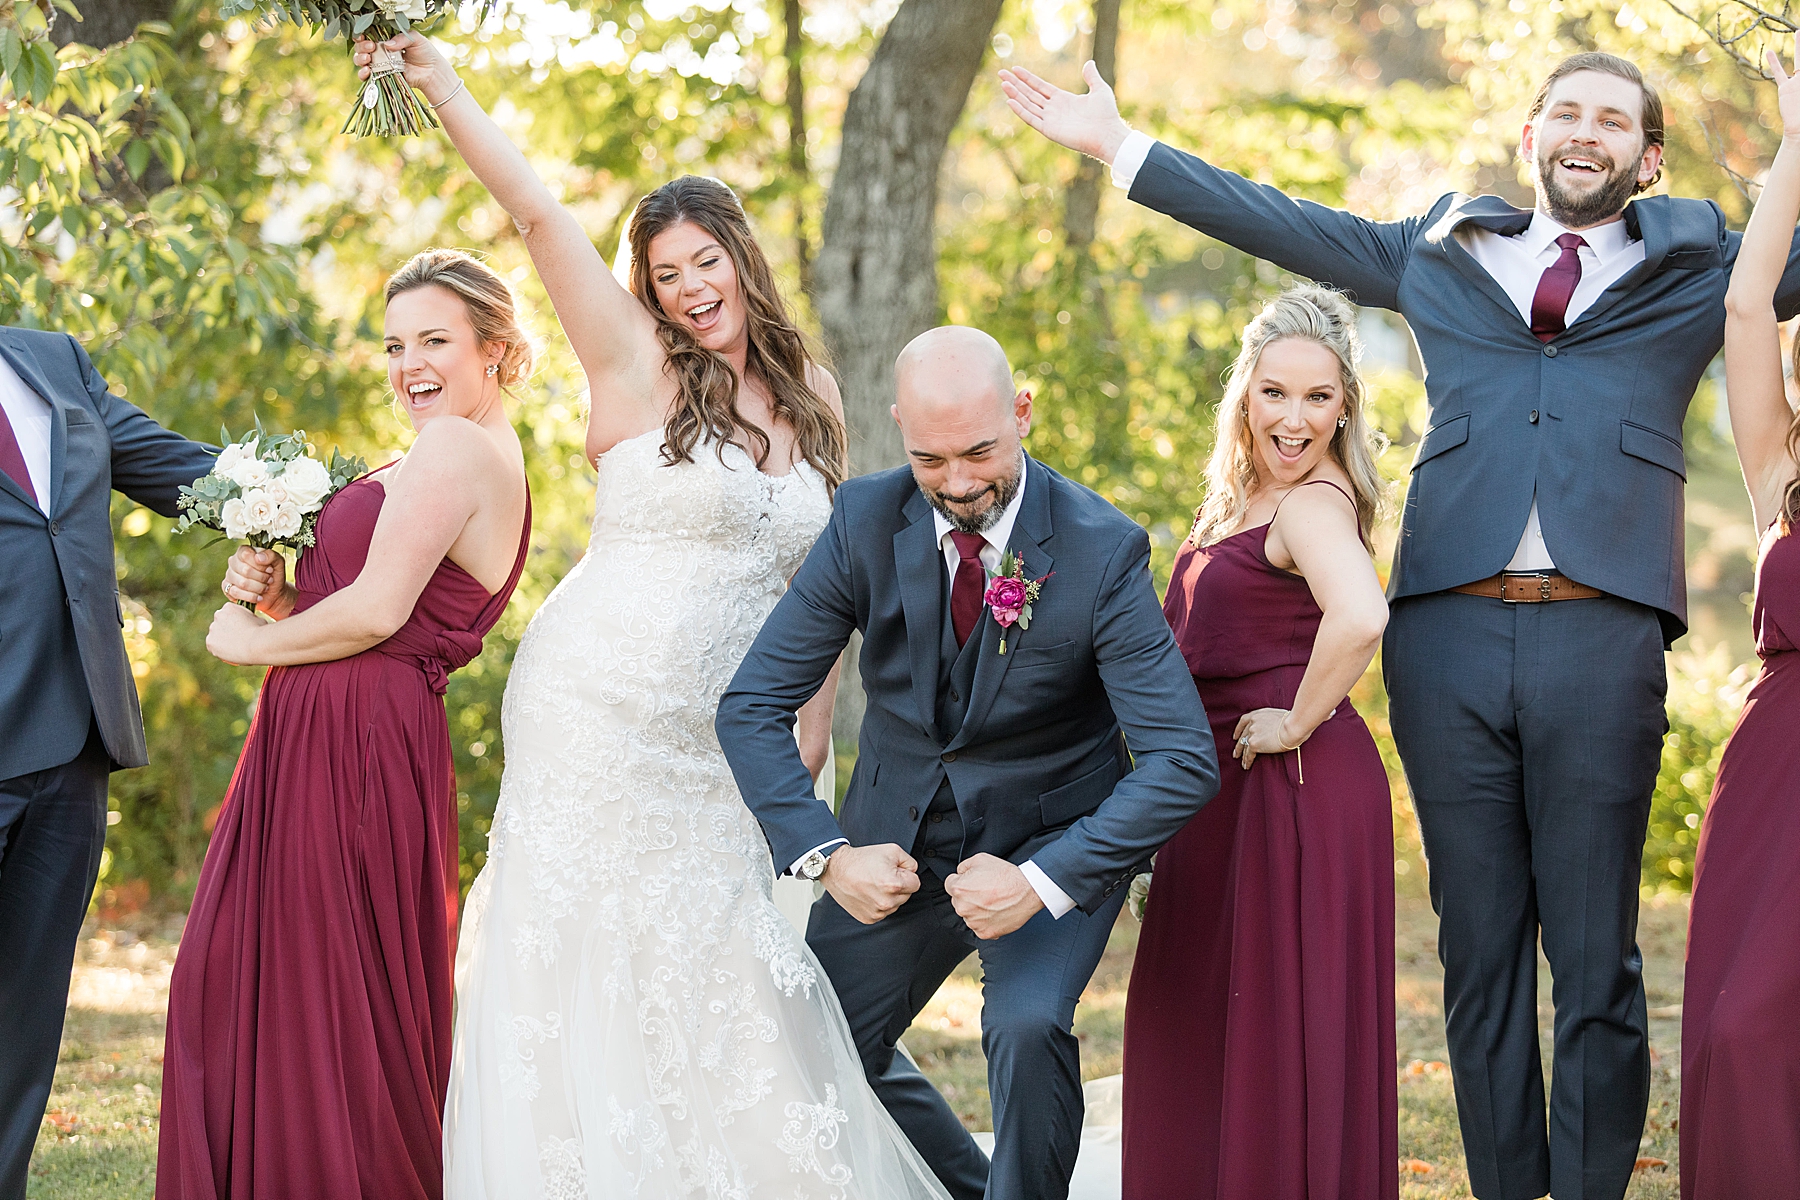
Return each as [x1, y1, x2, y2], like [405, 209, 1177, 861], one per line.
[485, 363, 499, 378]
[1337, 414, 1348, 429]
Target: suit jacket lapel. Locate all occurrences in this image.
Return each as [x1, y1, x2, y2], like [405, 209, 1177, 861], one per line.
[1423, 197, 1538, 335]
[0, 333, 56, 514]
[948, 458, 1056, 753]
[1565, 197, 1667, 335]
[894, 489, 945, 739]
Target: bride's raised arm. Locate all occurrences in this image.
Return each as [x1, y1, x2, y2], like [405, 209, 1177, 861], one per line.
[355, 32, 665, 457]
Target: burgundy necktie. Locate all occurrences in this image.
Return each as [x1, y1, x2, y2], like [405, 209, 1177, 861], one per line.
[1529, 232, 1587, 343]
[949, 531, 987, 648]
[0, 402, 36, 508]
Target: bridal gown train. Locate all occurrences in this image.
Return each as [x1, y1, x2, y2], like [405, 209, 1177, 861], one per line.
[445, 429, 951, 1200]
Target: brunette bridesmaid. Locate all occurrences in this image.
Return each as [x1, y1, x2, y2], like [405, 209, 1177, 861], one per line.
[155, 249, 531, 1200]
[1680, 32, 1800, 1198]
[1122, 285, 1396, 1200]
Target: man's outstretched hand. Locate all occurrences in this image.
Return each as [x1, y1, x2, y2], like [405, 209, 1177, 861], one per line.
[946, 853, 1044, 940]
[822, 843, 920, 925]
[999, 61, 1133, 165]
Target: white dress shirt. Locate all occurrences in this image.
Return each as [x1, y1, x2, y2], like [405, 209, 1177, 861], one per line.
[790, 461, 1078, 920]
[1110, 131, 1646, 572]
[0, 353, 52, 511]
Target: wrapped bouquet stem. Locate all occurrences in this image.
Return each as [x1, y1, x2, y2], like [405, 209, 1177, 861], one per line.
[345, 34, 433, 137]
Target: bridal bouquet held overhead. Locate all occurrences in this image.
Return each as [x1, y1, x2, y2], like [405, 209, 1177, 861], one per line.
[177, 429, 366, 607]
[216, 0, 490, 136]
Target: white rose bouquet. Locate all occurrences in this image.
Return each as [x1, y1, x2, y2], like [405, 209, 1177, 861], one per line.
[177, 427, 367, 608]
[217, 0, 493, 137]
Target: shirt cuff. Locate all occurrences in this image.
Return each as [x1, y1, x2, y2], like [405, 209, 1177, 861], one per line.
[1109, 129, 1154, 191]
[788, 838, 848, 878]
[1021, 859, 1077, 919]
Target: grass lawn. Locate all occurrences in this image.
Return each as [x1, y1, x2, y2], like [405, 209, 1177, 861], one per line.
[31, 875, 1690, 1198]
[27, 918, 180, 1199]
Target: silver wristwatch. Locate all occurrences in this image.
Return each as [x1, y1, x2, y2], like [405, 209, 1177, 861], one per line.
[796, 847, 833, 882]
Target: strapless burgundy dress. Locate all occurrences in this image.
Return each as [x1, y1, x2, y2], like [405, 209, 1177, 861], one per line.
[156, 467, 528, 1200]
[1681, 526, 1800, 1198]
[1123, 506, 1398, 1200]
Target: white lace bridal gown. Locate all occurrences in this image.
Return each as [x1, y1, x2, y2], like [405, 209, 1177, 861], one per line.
[445, 430, 951, 1200]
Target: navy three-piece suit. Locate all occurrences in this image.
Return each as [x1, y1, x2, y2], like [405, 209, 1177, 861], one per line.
[717, 455, 1218, 1200]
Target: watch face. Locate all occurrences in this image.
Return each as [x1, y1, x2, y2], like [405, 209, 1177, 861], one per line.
[800, 851, 824, 880]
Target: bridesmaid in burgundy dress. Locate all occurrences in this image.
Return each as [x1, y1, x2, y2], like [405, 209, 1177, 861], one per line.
[1681, 34, 1800, 1198]
[156, 249, 532, 1200]
[1123, 285, 1397, 1200]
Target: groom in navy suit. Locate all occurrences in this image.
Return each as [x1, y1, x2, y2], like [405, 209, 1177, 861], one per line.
[0, 326, 215, 1198]
[717, 326, 1218, 1200]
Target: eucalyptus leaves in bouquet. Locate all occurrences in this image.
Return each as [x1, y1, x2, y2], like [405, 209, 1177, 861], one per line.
[217, 0, 491, 137]
[177, 427, 367, 606]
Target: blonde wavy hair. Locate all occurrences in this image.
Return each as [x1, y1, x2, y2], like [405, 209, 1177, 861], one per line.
[1779, 339, 1800, 536]
[1189, 284, 1389, 548]
[384, 248, 536, 389]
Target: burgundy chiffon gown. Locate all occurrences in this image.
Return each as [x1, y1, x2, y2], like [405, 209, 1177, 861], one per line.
[1122, 483, 1398, 1200]
[1680, 525, 1800, 1198]
[157, 465, 529, 1200]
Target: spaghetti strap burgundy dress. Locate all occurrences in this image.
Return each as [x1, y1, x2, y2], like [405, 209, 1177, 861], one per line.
[1122, 488, 1397, 1200]
[156, 466, 529, 1200]
[1680, 525, 1800, 1198]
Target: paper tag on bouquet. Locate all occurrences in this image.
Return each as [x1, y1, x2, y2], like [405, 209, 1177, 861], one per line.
[363, 45, 406, 107]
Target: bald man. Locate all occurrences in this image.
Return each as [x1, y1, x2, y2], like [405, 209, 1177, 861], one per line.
[717, 327, 1218, 1200]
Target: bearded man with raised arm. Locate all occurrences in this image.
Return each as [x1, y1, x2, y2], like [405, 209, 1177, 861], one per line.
[1003, 52, 1800, 1200]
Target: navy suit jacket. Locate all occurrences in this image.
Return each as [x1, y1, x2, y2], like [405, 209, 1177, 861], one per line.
[0, 327, 217, 779]
[1130, 141, 1800, 643]
[715, 455, 1218, 916]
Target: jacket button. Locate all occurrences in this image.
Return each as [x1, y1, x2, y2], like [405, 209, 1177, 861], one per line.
[942, 751, 957, 763]
[949, 689, 960, 702]
[908, 806, 919, 820]
[1529, 410, 1539, 424]
[1543, 345, 1558, 358]
[49, 521, 59, 535]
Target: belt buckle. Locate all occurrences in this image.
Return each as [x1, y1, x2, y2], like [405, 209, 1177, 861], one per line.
[1498, 572, 1554, 603]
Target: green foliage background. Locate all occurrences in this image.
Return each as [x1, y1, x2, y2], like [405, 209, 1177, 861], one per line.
[0, 0, 1779, 908]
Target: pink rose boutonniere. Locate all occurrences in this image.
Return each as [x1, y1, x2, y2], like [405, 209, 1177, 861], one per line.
[984, 549, 1051, 654]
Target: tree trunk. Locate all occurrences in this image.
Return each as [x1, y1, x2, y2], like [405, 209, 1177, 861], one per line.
[784, 0, 812, 298]
[51, 0, 174, 48]
[814, 0, 1006, 751]
[815, 0, 1006, 477]
[1062, 0, 1121, 249]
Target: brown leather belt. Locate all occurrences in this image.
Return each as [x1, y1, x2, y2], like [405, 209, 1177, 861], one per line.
[1451, 572, 1606, 603]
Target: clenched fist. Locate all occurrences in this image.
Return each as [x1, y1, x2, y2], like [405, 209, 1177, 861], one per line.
[945, 853, 1043, 940]
[821, 843, 920, 925]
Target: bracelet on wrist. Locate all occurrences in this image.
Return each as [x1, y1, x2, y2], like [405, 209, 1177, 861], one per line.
[1277, 715, 1305, 752]
[429, 77, 466, 109]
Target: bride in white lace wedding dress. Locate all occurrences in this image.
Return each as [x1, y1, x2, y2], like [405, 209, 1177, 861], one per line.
[353, 31, 954, 1200]
[447, 430, 948, 1199]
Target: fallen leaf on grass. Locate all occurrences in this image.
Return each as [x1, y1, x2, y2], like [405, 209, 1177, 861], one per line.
[1402, 1059, 1450, 1079]
[43, 1110, 78, 1135]
[1634, 1157, 1670, 1171]
[1403, 1159, 1435, 1174]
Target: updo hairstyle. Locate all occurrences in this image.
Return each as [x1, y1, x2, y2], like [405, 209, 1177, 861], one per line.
[384, 248, 536, 389]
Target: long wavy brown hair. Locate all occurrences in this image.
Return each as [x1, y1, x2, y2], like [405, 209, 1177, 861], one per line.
[625, 176, 846, 490]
